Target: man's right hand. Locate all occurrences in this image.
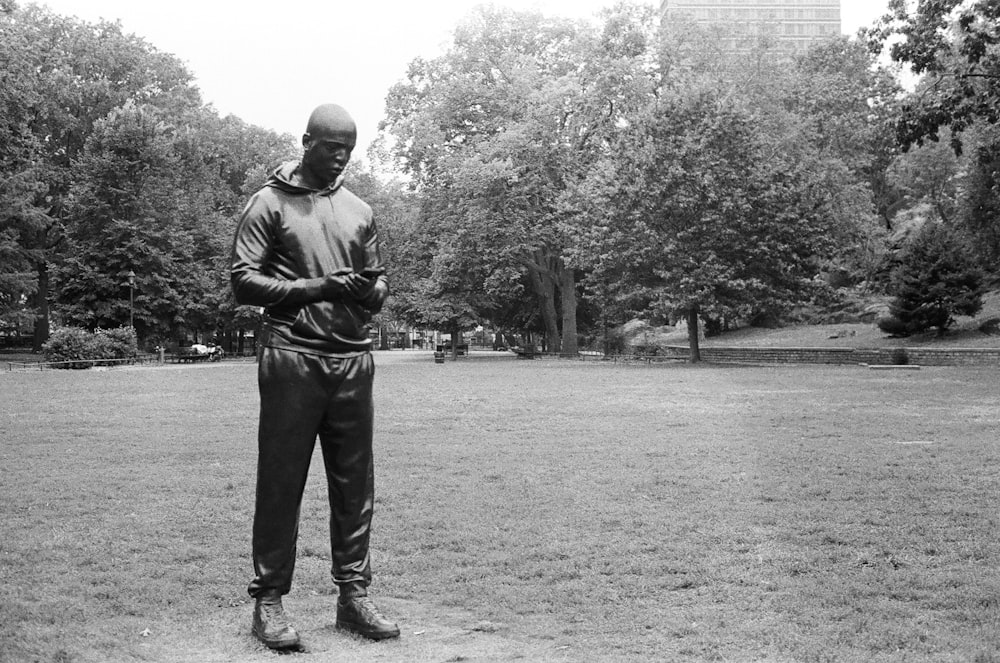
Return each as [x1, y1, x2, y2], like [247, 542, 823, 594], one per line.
[320, 272, 368, 300]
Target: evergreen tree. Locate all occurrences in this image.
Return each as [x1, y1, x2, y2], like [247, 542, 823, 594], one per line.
[883, 222, 984, 335]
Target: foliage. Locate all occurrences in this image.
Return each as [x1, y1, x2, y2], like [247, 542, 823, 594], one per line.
[884, 221, 984, 335]
[784, 38, 904, 231]
[11, 0, 986, 354]
[380, 4, 660, 354]
[56, 101, 225, 340]
[888, 133, 962, 224]
[958, 126, 1000, 264]
[41, 325, 137, 368]
[0, 4, 202, 348]
[0, 4, 298, 348]
[380, 6, 913, 350]
[867, 0, 1000, 153]
[876, 312, 911, 337]
[570, 91, 843, 359]
[865, 1, 1000, 285]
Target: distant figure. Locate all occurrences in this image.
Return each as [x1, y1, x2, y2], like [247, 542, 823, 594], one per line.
[230, 103, 396, 650]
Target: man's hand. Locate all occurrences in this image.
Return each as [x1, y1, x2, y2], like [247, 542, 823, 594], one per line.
[319, 270, 387, 311]
[358, 277, 388, 313]
[320, 271, 369, 300]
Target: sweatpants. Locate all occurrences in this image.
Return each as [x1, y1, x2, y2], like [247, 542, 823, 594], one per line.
[247, 346, 375, 598]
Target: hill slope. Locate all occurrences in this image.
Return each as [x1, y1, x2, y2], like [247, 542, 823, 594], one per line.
[660, 291, 1000, 349]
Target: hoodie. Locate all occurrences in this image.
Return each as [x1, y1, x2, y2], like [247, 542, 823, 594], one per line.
[230, 161, 387, 355]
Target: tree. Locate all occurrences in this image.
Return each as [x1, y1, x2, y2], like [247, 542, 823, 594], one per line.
[882, 221, 984, 335]
[0, 170, 46, 335]
[380, 4, 660, 355]
[571, 93, 840, 361]
[0, 5, 199, 349]
[867, 0, 1000, 152]
[198, 112, 298, 348]
[53, 98, 300, 346]
[343, 162, 425, 351]
[55, 101, 202, 339]
[959, 126, 1000, 264]
[865, 1, 1000, 281]
[783, 38, 904, 232]
[888, 133, 963, 224]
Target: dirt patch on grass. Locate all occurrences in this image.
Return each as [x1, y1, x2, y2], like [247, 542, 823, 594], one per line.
[134, 594, 577, 663]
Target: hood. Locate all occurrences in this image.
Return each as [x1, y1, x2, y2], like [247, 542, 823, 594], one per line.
[265, 161, 345, 196]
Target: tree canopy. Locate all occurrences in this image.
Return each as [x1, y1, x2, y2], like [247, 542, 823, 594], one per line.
[3, 1, 996, 358]
[0, 3, 296, 349]
[380, 6, 908, 358]
[868, 0, 1000, 152]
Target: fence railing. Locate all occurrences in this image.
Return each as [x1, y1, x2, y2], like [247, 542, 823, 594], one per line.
[7, 353, 160, 371]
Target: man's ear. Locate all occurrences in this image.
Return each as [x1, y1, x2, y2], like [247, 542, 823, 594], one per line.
[302, 133, 312, 148]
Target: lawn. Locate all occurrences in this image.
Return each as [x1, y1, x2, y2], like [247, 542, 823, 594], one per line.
[2, 354, 999, 662]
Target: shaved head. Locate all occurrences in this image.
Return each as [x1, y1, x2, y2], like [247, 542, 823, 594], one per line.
[305, 104, 357, 147]
[300, 104, 357, 189]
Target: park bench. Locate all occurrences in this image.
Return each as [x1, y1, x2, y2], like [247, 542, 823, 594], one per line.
[511, 346, 540, 359]
[436, 343, 468, 356]
[173, 345, 223, 363]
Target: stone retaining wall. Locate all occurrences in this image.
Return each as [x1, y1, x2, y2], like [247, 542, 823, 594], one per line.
[660, 345, 1000, 366]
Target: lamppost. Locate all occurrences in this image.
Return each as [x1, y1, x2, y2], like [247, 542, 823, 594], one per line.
[127, 270, 136, 329]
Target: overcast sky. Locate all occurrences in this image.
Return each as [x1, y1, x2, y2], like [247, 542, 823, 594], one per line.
[33, 0, 892, 156]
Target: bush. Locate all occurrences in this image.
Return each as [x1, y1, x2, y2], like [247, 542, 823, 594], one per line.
[42, 326, 137, 369]
[876, 314, 911, 337]
[979, 317, 1000, 336]
[94, 327, 138, 361]
[885, 222, 984, 335]
[42, 328, 94, 368]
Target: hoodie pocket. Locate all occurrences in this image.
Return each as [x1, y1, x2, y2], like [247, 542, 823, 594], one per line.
[290, 301, 370, 341]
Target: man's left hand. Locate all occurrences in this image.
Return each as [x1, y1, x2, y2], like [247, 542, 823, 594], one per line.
[357, 276, 388, 313]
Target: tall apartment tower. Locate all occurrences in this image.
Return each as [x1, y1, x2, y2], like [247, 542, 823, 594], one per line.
[661, 0, 842, 52]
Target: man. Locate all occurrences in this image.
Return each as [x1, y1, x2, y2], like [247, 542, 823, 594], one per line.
[230, 103, 398, 650]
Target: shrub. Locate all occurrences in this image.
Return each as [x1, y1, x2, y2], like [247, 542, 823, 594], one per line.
[42, 326, 137, 369]
[979, 317, 1000, 336]
[94, 327, 138, 361]
[876, 314, 911, 337]
[885, 222, 984, 335]
[42, 328, 95, 368]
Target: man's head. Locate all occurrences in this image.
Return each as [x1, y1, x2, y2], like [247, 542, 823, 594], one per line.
[301, 104, 357, 189]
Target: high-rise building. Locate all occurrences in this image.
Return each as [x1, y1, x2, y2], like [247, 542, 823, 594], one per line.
[661, 0, 842, 52]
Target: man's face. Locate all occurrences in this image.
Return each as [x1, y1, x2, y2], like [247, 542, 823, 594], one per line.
[302, 132, 355, 187]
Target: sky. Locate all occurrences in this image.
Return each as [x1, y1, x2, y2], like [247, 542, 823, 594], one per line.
[33, 0, 892, 156]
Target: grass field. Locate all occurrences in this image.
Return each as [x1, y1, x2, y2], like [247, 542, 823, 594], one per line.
[2, 353, 999, 662]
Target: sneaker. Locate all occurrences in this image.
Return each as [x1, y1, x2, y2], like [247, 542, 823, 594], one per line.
[336, 596, 400, 640]
[252, 595, 300, 650]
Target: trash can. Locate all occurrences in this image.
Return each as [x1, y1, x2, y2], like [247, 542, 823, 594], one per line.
[433, 351, 445, 364]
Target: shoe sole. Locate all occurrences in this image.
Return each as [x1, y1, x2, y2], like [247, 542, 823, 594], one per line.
[252, 626, 301, 650]
[336, 620, 400, 640]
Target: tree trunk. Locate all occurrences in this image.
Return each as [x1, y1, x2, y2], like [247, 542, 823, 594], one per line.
[379, 323, 390, 350]
[687, 306, 701, 363]
[526, 250, 561, 353]
[32, 261, 50, 353]
[450, 324, 460, 360]
[558, 265, 578, 356]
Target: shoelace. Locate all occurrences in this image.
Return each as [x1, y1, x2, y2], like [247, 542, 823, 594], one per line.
[259, 602, 289, 625]
[353, 596, 387, 621]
